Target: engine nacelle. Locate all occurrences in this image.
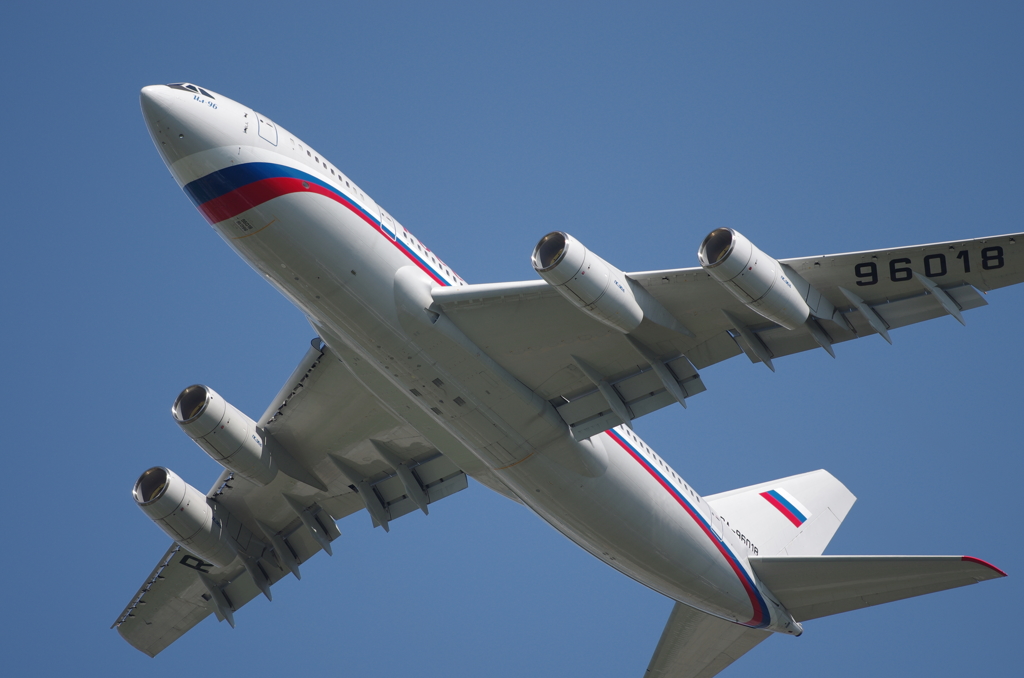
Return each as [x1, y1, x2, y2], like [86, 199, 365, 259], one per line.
[133, 466, 237, 567]
[172, 385, 277, 486]
[532, 231, 644, 333]
[698, 228, 810, 330]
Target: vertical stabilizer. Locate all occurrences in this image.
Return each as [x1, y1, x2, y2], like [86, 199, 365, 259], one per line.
[705, 469, 855, 556]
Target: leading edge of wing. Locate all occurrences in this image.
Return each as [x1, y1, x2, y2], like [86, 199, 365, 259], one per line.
[435, 231, 1024, 309]
[626, 232, 1024, 285]
[780, 231, 1024, 270]
[431, 278, 556, 308]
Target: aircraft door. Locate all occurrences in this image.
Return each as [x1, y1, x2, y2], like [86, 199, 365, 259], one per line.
[710, 510, 725, 541]
[379, 208, 397, 241]
[256, 112, 278, 146]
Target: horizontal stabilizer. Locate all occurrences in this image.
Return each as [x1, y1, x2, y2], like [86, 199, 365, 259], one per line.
[749, 555, 1006, 622]
[645, 602, 770, 678]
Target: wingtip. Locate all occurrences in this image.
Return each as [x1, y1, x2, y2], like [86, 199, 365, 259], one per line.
[962, 555, 1007, 577]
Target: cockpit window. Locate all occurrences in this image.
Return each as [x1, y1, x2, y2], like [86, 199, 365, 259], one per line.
[167, 83, 215, 99]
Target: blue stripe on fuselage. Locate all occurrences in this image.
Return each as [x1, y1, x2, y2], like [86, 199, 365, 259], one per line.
[183, 161, 452, 286]
[605, 429, 770, 627]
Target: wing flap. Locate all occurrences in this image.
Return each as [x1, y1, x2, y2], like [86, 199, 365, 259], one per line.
[556, 355, 707, 440]
[749, 555, 1007, 622]
[324, 451, 469, 525]
[645, 602, 770, 678]
[753, 283, 988, 360]
[116, 492, 343, 656]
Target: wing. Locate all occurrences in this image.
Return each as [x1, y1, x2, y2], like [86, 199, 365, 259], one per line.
[433, 232, 1024, 439]
[644, 602, 770, 678]
[113, 343, 469, 656]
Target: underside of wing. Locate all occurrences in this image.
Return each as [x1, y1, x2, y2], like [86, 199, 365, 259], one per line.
[433, 232, 1024, 437]
[432, 279, 717, 440]
[645, 602, 770, 678]
[114, 343, 470, 655]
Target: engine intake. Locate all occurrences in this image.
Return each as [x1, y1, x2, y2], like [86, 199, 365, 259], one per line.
[133, 466, 237, 567]
[172, 385, 277, 486]
[698, 228, 810, 330]
[532, 231, 644, 333]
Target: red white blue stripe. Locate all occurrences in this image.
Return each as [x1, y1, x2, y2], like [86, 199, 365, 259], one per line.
[182, 162, 454, 286]
[760, 489, 809, 527]
[604, 428, 770, 628]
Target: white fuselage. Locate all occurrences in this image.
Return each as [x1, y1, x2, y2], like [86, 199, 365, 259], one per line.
[140, 84, 799, 635]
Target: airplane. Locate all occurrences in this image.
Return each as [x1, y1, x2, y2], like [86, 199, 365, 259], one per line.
[116, 82, 1014, 676]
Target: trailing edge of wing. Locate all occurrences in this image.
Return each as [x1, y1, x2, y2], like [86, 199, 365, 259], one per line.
[749, 555, 1007, 622]
[645, 602, 770, 678]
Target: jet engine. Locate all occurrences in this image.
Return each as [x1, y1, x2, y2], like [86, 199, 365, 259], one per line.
[698, 228, 810, 330]
[172, 385, 277, 486]
[133, 466, 237, 567]
[532, 231, 644, 333]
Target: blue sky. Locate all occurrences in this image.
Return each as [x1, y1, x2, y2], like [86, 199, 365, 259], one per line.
[1, 2, 1021, 675]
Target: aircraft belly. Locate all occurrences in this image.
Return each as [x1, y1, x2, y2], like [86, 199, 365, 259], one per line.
[505, 446, 758, 623]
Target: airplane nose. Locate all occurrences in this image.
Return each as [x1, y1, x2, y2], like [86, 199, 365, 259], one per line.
[139, 84, 208, 168]
[139, 83, 237, 173]
[140, 85, 173, 127]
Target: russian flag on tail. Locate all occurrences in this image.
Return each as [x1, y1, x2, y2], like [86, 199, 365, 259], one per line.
[760, 488, 811, 527]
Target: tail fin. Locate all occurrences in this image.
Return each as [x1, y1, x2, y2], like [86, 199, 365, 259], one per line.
[705, 469, 855, 557]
